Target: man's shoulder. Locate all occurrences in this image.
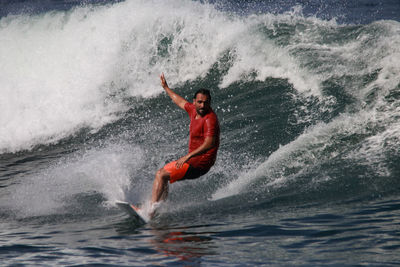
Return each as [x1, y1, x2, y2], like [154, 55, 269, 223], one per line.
[184, 102, 195, 113]
[184, 102, 194, 108]
[206, 109, 219, 121]
[204, 110, 219, 131]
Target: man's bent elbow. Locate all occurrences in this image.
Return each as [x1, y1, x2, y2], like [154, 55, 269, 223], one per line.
[205, 136, 216, 149]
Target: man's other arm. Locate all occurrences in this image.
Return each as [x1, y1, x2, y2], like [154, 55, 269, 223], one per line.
[160, 73, 188, 110]
[175, 135, 216, 168]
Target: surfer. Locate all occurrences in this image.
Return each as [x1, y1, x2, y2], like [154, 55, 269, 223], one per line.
[151, 73, 220, 211]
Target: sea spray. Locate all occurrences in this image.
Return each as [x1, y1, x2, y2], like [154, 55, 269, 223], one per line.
[1, 143, 144, 218]
[1, 1, 322, 153]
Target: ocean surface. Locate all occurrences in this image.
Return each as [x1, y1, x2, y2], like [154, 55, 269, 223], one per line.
[1, 0, 400, 265]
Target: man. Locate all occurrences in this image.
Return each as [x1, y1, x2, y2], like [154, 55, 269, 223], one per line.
[151, 73, 220, 208]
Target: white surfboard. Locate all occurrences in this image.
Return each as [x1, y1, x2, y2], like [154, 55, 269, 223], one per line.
[116, 201, 148, 224]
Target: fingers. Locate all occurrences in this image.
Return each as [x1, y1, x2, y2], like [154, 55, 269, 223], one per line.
[175, 156, 187, 169]
[160, 72, 167, 87]
[175, 159, 183, 169]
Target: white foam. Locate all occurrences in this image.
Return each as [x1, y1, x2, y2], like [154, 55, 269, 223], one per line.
[0, 1, 325, 153]
[219, 10, 323, 95]
[211, 111, 377, 200]
[1, 143, 144, 217]
[211, 17, 400, 200]
[0, 5, 128, 153]
[1, 0, 399, 156]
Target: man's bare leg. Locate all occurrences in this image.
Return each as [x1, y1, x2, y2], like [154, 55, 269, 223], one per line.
[151, 168, 170, 204]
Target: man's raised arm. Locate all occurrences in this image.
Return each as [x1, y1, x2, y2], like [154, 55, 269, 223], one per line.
[160, 73, 188, 110]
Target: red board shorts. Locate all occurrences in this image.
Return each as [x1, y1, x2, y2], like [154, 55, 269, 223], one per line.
[164, 161, 209, 183]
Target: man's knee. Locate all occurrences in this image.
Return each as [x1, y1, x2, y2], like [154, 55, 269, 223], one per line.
[156, 168, 170, 182]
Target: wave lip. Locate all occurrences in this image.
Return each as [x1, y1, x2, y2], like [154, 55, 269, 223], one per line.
[0, 2, 133, 153]
[0, 1, 320, 153]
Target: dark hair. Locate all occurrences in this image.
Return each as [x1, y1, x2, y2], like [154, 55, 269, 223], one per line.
[193, 88, 211, 101]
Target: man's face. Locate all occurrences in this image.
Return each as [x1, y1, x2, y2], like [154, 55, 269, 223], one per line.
[193, 93, 211, 117]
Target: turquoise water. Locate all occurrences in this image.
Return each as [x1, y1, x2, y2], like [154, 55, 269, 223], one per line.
[1, 0, 400, 265]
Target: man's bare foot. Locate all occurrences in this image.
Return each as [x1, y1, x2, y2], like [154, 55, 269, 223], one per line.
[149, 202, 161, 219]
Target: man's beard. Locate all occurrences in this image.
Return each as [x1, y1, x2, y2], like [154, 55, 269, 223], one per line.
[197, 108, 207, 116]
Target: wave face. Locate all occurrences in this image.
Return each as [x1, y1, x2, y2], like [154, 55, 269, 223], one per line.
[1, 0, 400, 216]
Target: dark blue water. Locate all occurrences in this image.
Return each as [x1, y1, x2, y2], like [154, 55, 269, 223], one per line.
[1, 0, 400, 265]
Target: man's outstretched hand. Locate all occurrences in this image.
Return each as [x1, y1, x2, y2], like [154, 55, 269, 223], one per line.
[160, 73, 169, 89]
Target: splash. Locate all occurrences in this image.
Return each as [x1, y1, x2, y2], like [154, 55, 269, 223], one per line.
[1, 143, 144, 218]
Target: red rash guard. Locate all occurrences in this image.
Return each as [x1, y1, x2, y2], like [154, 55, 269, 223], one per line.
[184, 102, 220, 170]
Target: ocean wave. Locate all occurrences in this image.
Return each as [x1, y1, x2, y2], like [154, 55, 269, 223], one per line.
[1, 0, 399, 203]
